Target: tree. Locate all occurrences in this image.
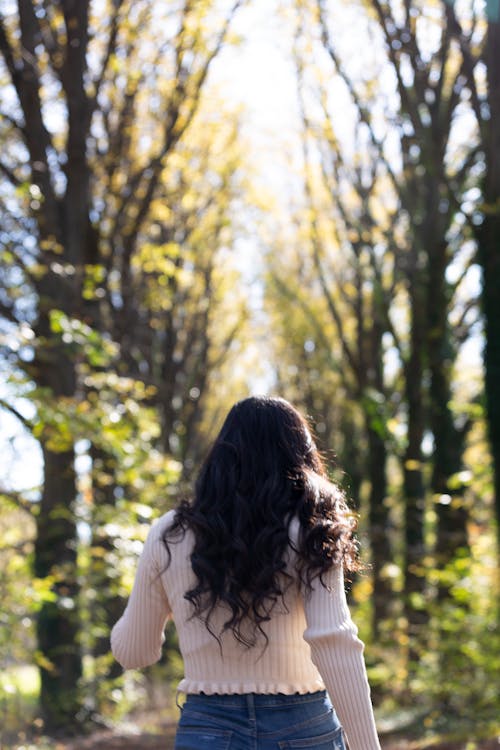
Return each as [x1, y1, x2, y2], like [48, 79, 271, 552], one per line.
[314, 0, 483, 638]
[445, 0, 500, 557]
[86, 104, 251, 696]
[0, 0, 243, 732]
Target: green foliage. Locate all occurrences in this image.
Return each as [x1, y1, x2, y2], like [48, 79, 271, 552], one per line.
[0, 666, 40, 746]
[413, 554, 500, 735]
[355, 546, 500, 740]
[49, 310, 118, 369]
[360, 387, 391, 442]
[0, 501, 39, 744]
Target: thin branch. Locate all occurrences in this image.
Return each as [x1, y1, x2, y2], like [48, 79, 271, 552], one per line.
[0, 300, 21, 326]
[38, 0, 65, 84]
[0, 12, 20, 84]
[89, 0, 126, 114]
[316, 0, 400, 193]
[443, 1, 485, 139]
[295, 37, 360, 380]
[0, 159, 22, 187]
[298, 61, 405, 366]
[0, 110, 28, 139]
[119, 0, 243, 247]
[369, 0, 425, 134]
[1, 5, 59, 230]
[366, 243, 405, 359]
[457, 295, 481, 328]
[0, 397, 33, 431]
[448, 249, 478, 301]
[433, 17, 452, 121]
[453, 295, 481, 336]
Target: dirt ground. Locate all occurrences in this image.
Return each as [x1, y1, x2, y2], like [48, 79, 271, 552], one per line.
[55, 726, 499, 750]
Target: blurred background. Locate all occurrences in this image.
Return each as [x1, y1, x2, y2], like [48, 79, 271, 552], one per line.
[0, 0, 498, 747]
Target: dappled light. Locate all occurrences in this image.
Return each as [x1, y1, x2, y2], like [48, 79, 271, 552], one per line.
[0, 0, 499, 748]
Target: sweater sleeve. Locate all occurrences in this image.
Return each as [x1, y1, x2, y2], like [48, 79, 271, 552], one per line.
[302, 564, 381, 750]
[111, 520, 171, 669]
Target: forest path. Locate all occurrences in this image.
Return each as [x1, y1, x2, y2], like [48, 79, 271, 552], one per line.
[56, 726, 499, 750]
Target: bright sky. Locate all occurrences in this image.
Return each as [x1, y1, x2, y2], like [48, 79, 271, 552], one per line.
[211, 0, 302, 202]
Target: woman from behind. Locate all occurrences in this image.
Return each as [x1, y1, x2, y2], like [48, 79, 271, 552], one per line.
[111, 396, 381, 750]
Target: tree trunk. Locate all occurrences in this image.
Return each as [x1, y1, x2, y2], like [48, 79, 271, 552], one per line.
[338, 409, 363, 507]
[478, 18, 500, 556]
[34, 444, 82, 733]
[427, 237, 469, 574]
[403, 282, 428, 648]
[364, 307, 392, 636]
[367, 425, 391, 637]
[89, 446, 123, 678]
[31, 290, 83, 731]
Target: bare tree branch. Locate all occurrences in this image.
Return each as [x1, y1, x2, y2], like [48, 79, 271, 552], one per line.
[0, 298, 21, 326]
[120, 0, 244, 247]
[1, 5, 59, 233]
[89, 0, 127, 114]
[0, 397, 33, 432]
[0, 160, 22, 187]
[443, 1, 485, 139]
[316, 0, 401, 195]
[0, 110, 28, 139]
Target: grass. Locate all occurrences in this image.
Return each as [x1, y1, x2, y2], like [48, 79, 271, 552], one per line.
[0, 664, 41, 744]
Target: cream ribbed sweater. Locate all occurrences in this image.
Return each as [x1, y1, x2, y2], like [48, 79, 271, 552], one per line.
[111, 510, 381, 750]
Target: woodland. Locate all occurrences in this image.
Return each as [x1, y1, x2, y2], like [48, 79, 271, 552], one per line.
[0, 0, 499, 748]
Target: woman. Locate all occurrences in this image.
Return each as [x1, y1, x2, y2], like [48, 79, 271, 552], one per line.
[111, 396, 381, 750]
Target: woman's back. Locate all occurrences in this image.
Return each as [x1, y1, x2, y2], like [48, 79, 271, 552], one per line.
[111, 396, 381, 750]
[113, 511, 323, 692]
[111, 510, 379, 748]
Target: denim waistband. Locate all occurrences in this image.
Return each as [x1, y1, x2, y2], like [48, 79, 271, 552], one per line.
[184, 690, 327, 709]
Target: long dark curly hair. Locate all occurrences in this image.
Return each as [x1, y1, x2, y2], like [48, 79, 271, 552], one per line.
[162, 396, 359, 648]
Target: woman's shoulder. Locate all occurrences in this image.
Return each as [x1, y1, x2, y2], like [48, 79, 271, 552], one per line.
[145, 508, 192, 566]
[150, 508, 178, 538]
[150, 506, 194, 547]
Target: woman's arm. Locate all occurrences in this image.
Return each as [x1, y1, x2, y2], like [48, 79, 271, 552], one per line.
[303, 564, 381, 750]
[111, 520, 171, 669]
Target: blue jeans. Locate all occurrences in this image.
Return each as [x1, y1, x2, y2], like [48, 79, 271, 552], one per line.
[174, 691, 345, 750]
